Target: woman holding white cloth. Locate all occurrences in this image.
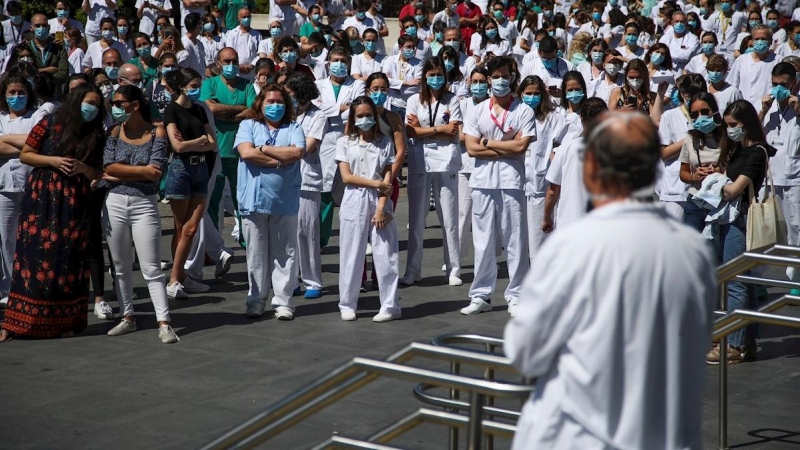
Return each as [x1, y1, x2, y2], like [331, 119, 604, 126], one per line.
[404, 56, 463, 287]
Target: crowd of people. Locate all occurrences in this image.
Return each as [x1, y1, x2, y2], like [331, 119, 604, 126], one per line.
[0, 0, 795, 357]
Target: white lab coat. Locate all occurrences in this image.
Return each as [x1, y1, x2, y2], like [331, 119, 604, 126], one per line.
[382, 54, 422, 110]
[314, 76, 367, 192]
[505, 201, 716, 450]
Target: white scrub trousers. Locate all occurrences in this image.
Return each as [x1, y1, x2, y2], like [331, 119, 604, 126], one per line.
[526, 194, 547, 264]
[297, 190, 323, 290]
[776, 186, 800, 281]
[103, 193, 171, 322]
[661, 200, 685, 221]
[0, 191, 21, 296]
[457, 173, 473, 259]
[242, 213, 298, 311]
[468, 188, 530, 304]
[338, 187, 400, 316]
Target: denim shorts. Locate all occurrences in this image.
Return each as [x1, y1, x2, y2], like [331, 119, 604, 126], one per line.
[164, 156, 209, 200]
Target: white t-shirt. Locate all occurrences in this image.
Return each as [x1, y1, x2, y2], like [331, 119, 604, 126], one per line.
[469, 33, 512, 59]
[726, 52, 782, 109]
[679, 134, 722, 189]
[775, 41, 800, 59]
[545, 137, 587, 228]
[657, 107, 691, 201]
[432, 10, 460, 29]
[406, 92, 463, 173]
[0, 107, 50, 193]
[334, 133, 395, 180]
[137, 0, 173, 36]
[592, 73, 624, 106]
[68, 48, 85, 75]
[351, 53, 386, 79]
[298, 105, 328, 191]
[48, 18, 84, 37]
[683, 53, 710, 80]
[616, 44, 646, 61]
[711, 83, 743, 115]
[527, 111, 565, 197]
[462, 97, 537, 190]
[341, 16, 376, 37]
[83, 40, 131, 69]
[224, 27, 261, 80]
[85, 0, 116, 37]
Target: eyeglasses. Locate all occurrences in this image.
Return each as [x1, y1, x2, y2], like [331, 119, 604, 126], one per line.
[110, 100, 131, 108]
[689, 108, 712, 119]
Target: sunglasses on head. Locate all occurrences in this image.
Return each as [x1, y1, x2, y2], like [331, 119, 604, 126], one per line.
[689, 108, 712, 120]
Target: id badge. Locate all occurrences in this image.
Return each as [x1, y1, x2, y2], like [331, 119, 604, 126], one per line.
[424, 141, 438, 150]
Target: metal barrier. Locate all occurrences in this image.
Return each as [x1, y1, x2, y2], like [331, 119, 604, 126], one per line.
[714, 244, 800, 450]
[200, 342, 532, 450]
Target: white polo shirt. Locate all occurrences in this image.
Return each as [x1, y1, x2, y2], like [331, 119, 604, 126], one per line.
[334, 133, 395, 181]
[298, 105, 328, 191]
[545, 137, 587, 228]
[406, 92, 463, 173]
[527, 111, 565, 197]
[351, 52, 386, 79]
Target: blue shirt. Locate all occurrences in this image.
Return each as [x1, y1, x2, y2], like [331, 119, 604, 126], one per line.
[234, 119, 306, 216]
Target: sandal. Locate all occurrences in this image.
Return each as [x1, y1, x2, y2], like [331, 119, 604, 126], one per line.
[0, 329, 13, 343]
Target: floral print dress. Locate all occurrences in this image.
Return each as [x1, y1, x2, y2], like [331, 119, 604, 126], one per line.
[1, 116, 102, 338]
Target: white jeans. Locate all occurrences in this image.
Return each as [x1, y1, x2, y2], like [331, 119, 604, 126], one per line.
[0, 191, 21, 296]
[103, 193, 170, 322]
[526, 194, 547, 265]
[297, 190, 322, 290]
[185, 155, 232, 280]
[775, 185, 800, 281]
[339, 187, 400, 315]
[457, 173, 473, 258]
[468, 188, 530, 304]
[242, 212, 298, 310]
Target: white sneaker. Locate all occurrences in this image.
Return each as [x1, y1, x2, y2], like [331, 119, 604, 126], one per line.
[94, 300, 114, 320]
[0, 296, 8, 310]
[215, 251, 233, 278]
[182, 276, 210, 294]
[448, 276, 463, 286]
[245, 303, 265, 318]
[108, 319, 136, 336]
[365, 243, 373, 256]
[373, 312, 401, 323]
[274, 306, 294, 321]
[508, 302, 518, 318]
[158, 325, 179, 343]
[167, 282, 188, 299]
[400, 274, 422, 285]
[341, 311, 357, 321]
[442, 264, 447, 272]
[160, 261, 171, 270]
[460, 299, 492, 315]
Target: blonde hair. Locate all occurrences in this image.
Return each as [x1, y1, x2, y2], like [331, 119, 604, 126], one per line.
[566, 32, 592, 61]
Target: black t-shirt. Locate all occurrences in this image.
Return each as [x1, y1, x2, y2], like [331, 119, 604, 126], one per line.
[726, 143, 769, 208]
[163, 102, 208, 143]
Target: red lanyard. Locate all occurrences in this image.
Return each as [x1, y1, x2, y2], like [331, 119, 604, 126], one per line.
[489, 97, 512, 133]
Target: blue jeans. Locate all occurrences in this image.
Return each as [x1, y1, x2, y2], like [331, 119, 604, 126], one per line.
[683, 196, 706, 233]
[717, 216, 758, 346]
[164, 157, 209, 200]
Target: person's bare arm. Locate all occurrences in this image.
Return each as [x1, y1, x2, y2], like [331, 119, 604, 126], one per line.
[487, 134, 533, 155]
[388, 113, 406, 180]
[0, 134, 28, 156]
[305, 136, 321, 154]
[166, 123, 212, 152]
[723, 174, 752, 200]
[542, 183, 560, 233]
[205, 99, 248, 121]
[105, 162, 162, 181]
[372, 166, 393, 229]
[661, 139, 684, 160]
[465, 134, 503, 158]
[105, 0, 118, 10]
[339, 160, 391, 190]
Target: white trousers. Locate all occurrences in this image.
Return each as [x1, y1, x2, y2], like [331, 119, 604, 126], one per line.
[661, 200, 685, 221]
[338, 187, 400, 315]
[457, 173, 473, 258]
[185, 155, 232, 280]
[526, 194, 547, 266]
[242, 212, 298, 310]
[0, 191, 21, 296]
[468, 189, 530, 304]
[297, 190, 322, 290]
[776, 185, 800, 281]
[405, 171, 461, 278]
[103, 193, 170, 322]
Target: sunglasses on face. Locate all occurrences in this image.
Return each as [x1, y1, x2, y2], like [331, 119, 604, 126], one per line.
[689, 108, 712, 119]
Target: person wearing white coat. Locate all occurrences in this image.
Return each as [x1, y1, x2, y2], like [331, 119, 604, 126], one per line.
[505, 111, 715, 450]
[382, 34, 423, 120]
[460, 56, 536, 318]
[314, 47, 366, 247]
[404, 57, 463, 286]
[336, 96, 400, 323]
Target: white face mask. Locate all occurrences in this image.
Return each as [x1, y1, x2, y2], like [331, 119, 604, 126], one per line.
[605, 63, 620, 76]
[627, 77, 643, 90]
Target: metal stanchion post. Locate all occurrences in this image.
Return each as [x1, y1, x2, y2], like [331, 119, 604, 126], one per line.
[467, 391, 484, 450]
[719, 284, 729, 450]
[449, 362, 460, 450]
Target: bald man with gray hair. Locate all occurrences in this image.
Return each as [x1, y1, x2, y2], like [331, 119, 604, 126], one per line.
[117, 63, 144, 89]
[506, 111, 716, 450]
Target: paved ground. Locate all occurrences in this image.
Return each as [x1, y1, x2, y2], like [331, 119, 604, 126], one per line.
[1, 194, 800, 450]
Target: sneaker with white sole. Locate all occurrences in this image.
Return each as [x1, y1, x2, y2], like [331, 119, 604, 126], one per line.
[167, 282, 188, 299]
[460, 299, 492, 315]
[108, 319, 137, 336]
[448, 276, 463, 286]
[0, 296, 8, 310]
[215, 251, 233, 278]
[341, 311, 357, 321]
[94, 300, 114, 320]
[508, 302, 518, 317]
[400, 274, 422, 285]
[158, 325, 179, 343]
[245, 303, 265, 318]
[365, 243, 373, 256]
[274, 306, 294, 321]
[442, 264, 446, 272]
[373, 312, 401, 323]
[182, 276, 210, 294]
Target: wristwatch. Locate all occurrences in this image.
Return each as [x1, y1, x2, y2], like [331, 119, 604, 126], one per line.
[482, 138, 489, 148]
[276, 160, 282, 169]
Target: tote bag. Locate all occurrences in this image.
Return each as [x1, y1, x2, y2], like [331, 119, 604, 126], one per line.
[746, 145, 788, 250]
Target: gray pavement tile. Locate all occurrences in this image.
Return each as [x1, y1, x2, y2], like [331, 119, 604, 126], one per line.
[0, 414, 96, 449]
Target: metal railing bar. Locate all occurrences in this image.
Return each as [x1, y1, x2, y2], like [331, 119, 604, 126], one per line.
[735, 275, 800, 290]
[712, 310, 800, 341]
[712, 296, 800, 333]
[431, 334, 506, 353]
[364, 408, 517, 445]
[718, 253, 800, 282]
[412, 384, 522, 420]
[309, 436, 404, 450]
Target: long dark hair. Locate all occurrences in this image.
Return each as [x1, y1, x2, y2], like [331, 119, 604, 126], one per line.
[114, 85, 154, 123]
[345, 95, 383, 138]
[52, 83, 106, 161]
[518, 75, 555, 119]
[0, 72, 36, 113]
[440, 46, 463, 84]
[719, 100, 767, 167]
[420, 56, 449, 105]
[164, 67, 201, 100]
[560, 70, 587, 106]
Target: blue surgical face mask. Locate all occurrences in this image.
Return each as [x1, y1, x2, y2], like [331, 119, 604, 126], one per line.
[406, 26, 417, 36]
[701, 43, 714, 55]
[571, 53, 587, 66]
[356, 11, 367, 19]
[402, 48, 415, 59]
[749, 20, 760, 30]
[364, 40, 377, 52]
[707, 71, 723, 83]
[722, 2, 732, 12]
[768, 19, 779, 29]
[263, 103, 285, 121]
[673, 22, 686, 33]
[470, 81, 488, 98]
[105, 66, 119, 79]
[542, 57, 556, 69]
[161, 66, 176, 74]
[445, 40, 459, 49]
[349, 39, 360, 49]
[112, 105, 131, 122]
[281, 51, 298, 64]
[485, 28, 498, 39]
[795, 33, 800, 45]
[522, 93, 541, 109]
[426, 74, 445, 90]
[557, 49, 564, 59]
[185, 87, 201, 101]
[118, 25, 128, 35]
[699, 7, 707, 14]
[369, 91, 387, 106]
[10, 15, 21, 25]
[745, 47, 755, 53]
[592, 12, 602, 22]
[493, 10, 504, 20]
[727, 126, 745, 142]
[81, 102, 99, 122]
[325, 34, 333, 46]
[57, 8, 69, 19]
[203, 23, 215, 33]
[6, 95, 27, 112]
[671, 88, 681, 105]
[163, 89, 173, 102]
[444, 59, 455, 72]
[771, 84, 791, 101]
[688, 20, 697, 29]
[102, 29, 115, 40]
[692, 115, 717, 134]
[312, 13, 321, 22]
[271, 27, 282, 38]
[355, 116, 376, 131]
[626, 34, 639, 46]
[650, 52, 665, 66]
[415, 15, 424, 23]
[435, 32, 443, 42]
[329, 60, 348, 77]
[491, 77, 511, 96]
[753, 39, 769, 54]
[222, 64, 239, 79]
[565, 90, 585, 104]
[34, 26, 49, 40]
[591, 51, 604, 64]
[240, 16, 252, 27]
[137, 46, 152, 57]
